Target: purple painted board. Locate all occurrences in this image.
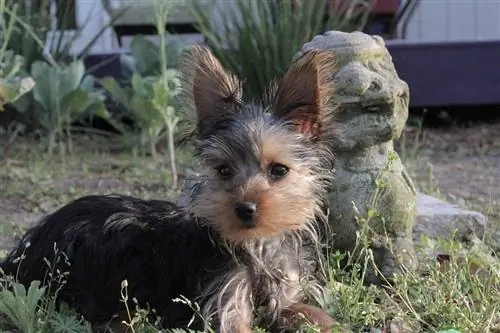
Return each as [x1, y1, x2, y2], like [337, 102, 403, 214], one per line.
[386, 39, 500, 108]
[84, 40, 500, 108]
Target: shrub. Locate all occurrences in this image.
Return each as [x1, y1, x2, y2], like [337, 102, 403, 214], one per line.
[191, 0, 374, 100]
[11, 60, 109, 154]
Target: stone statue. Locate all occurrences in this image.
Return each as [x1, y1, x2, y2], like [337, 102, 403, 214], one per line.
[297, 31, 418, 284]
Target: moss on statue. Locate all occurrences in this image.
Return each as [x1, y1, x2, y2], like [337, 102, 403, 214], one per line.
[297, 31, 418, 284]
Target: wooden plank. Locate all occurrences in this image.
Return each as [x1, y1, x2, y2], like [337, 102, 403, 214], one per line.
[387, 40, 500, 107]
[475, 1, 500, 41]
[447, 0, 477, 41]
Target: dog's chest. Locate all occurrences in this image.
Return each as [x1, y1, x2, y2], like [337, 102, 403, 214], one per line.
[249, 244, 311, 309]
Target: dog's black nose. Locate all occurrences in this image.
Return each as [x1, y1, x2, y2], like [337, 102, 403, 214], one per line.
[234, 202, 257, 223]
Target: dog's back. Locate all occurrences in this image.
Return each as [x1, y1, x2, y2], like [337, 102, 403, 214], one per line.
[1, 194, 229, 328]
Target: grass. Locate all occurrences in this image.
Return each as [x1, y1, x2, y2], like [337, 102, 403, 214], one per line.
[0, 121, 498, 333]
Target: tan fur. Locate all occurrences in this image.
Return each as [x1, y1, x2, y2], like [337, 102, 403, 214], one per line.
[280, 302, 345, 333]
[273, 50, 337, 141]
[180, 45, 243, 135]
[190, 132, 319, 245]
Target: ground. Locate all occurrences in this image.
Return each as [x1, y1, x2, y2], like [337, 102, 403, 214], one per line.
[0, 134, 198, 255]
[396, 120, 500, 247]
[1, 121, 499, 253]
[0, 120, 499, 333]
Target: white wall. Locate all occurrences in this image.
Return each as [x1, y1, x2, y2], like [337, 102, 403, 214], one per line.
[46, 0, 212, 54]
[402, 0, 500, 42]
[48, 0, 500, 55]
[45, 0, 115, 54]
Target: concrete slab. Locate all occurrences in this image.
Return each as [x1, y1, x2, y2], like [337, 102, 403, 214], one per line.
[413, 192, 487, 244]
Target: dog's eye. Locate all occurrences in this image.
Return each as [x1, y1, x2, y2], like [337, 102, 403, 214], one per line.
[216, 165, 232, 179]
[268, 163, 289, 180]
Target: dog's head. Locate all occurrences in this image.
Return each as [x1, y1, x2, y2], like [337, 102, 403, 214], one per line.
[180, 45, 338, 245]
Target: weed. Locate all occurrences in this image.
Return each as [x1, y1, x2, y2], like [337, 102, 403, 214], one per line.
[99, 0, 184, 188]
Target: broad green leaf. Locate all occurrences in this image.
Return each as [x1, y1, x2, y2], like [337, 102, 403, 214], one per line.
[59, 90, 89, 119]
[61, 60, 86, 92]
[0, 76, 35, 110]
[31, 60, 59, 112]
[98, 76, 131, 109]
[130, 95, 158, 126]
[60, 89, 104, 122]
[130, 35, 161, 76]
[85, 99, 109, 120]
[151, 78, 169, 111]
[79, 73, 95, 92]
[26, 280, 46, 314]
[131, 73, 152, 99]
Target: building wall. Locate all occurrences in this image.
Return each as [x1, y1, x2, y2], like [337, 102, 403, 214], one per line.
[53, 0, 500, 55]
[402, 0, 500, 42]
[45, 0, 115, 54]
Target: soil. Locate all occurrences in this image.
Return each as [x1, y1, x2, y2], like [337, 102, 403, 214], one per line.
[398, 121, 500, 203]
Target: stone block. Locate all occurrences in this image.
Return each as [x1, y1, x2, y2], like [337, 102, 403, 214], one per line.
[414, 193, 487, 243]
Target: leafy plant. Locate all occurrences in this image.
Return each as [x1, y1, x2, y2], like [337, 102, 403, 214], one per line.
[120, 35, 188, 80]
[47, 303, 91, 333]
[190, 0, 374, 100]
[116, 35, 187, 130]
[0, 54, 35, 114]
[100, 0, 184, 188]
[99, 70, 182, 163]
[11, 60, 109, 154]
[0, 280, 46, 333]
[0, 0, 35, 111]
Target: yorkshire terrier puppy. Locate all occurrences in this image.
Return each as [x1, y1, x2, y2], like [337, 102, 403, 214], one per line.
[0, 46, 341, 333]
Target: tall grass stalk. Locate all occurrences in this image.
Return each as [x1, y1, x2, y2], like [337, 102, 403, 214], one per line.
[155, 0, 180, 189]
[2, 2, 58, 68]
[0, 0, 16, 60]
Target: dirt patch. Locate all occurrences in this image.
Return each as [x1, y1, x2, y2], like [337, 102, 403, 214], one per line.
[397, 121, 500, 247]
[398, 122, 500, 203]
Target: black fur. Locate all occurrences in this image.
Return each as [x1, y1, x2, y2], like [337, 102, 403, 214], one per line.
[0, 195, 233, 329]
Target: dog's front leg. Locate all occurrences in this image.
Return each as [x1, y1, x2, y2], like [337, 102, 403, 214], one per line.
[281, 302, 348, 333]
[210, 268, 254, 333]
[216, 297, 254, 333]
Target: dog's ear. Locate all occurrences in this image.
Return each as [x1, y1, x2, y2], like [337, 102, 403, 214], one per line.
[272, 50, 337, 141]
[180, 45, 242, 137]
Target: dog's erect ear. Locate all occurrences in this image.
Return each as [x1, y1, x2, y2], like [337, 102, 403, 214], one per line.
[272, 50, 337, 141]
[180, 45, 242, 137]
